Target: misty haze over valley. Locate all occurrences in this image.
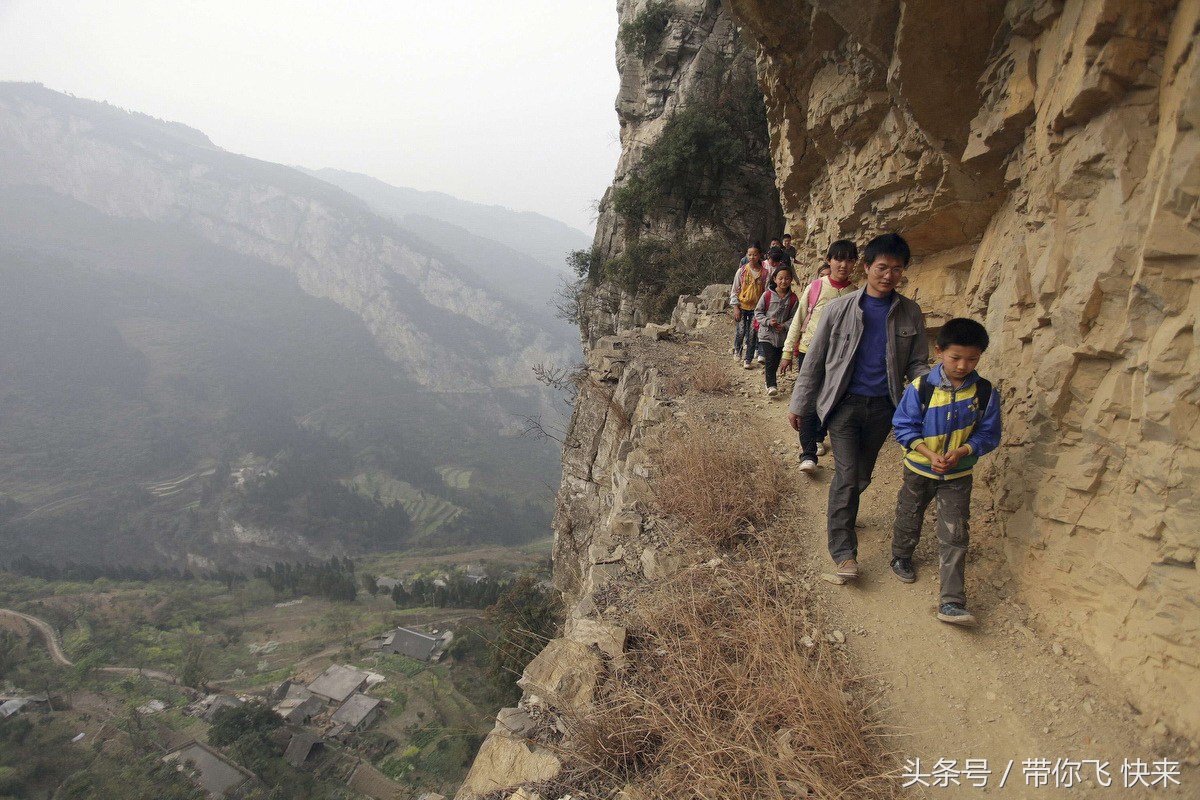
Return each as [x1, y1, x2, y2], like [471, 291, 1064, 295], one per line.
[0, 82, 587, 570]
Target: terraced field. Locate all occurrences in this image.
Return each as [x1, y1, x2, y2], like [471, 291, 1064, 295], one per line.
[343, 471, 464, 538]
[435, 466, 472, 490]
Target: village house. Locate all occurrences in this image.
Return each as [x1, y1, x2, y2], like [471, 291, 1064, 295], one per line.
[328, 693, 382, 738]
[365, 626, 452, 662]
[163, 740, 256, 799]
[283, 731, 324, 768]
[306, 664, 370, 705]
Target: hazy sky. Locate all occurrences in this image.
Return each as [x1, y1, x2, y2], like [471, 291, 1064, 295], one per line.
[0, 1, 621, 234]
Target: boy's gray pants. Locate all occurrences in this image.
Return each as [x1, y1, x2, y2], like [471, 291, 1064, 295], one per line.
[891, 469, 972, 606]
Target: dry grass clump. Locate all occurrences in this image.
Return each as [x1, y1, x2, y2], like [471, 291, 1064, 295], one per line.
[563, 554, 898, 799]
[654, 428, 786, 547]
[689, 361, 733, 394]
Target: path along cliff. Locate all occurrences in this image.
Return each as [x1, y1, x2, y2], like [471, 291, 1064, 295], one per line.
[457, 291, 1197, 799]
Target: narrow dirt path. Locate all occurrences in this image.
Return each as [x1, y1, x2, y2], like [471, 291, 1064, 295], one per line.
[1, 607, 180, 685]
[686, 322, 1194, 798]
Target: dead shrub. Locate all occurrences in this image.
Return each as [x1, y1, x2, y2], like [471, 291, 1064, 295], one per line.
[653, 428, 785, 547]
[562, 553, 898, 799]
[689, 361, 733, 394]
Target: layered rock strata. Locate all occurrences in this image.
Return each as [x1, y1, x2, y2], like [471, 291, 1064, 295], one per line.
[726, 0, 1200, 738]
[582, 0, 783, 346]
[456, 288, 730, 798]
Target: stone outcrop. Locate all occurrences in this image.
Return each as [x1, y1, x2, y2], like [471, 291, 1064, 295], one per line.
[725, 0, 1200, 739]
[581, 0, 784, 346]
[455, 289, 730, 799]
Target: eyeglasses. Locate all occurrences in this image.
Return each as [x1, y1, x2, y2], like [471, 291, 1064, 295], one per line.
[869, 265, 906, 276]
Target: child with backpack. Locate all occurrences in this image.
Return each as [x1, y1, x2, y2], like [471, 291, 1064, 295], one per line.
[779, 240, 859, 472]
[752, 263, 798, 397]
[730, 244, 767, 369]
[889, 318, 1001, 626]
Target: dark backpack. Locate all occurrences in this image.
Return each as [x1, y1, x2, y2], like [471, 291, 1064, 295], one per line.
[917, 375, 992, 416]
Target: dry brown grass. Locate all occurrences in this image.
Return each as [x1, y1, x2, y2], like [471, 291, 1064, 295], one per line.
[653, 428, 786, 547]
[561, 550, 899, 799]
[689, 361, 733, 394]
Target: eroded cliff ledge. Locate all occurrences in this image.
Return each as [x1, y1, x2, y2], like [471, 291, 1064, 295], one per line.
[726, 0, 1200, 738]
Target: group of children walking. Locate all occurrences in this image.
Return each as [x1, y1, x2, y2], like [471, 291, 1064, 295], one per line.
[729, 232, 1002, 626]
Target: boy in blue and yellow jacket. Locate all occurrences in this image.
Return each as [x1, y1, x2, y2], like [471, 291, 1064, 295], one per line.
[889, 318, 1001, 626]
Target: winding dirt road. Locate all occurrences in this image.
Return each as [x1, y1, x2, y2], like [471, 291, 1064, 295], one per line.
[0, 608, 179, 684]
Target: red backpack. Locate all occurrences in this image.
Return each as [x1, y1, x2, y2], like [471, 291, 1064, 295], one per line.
[752, 290, 799, 331]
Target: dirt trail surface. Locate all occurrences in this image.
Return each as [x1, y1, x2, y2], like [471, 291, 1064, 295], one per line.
[0, 607, 179, 684]
[672, 322, 1196, 798]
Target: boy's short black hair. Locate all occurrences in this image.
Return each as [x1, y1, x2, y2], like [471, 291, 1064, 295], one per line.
[937, 318, 990, 351]
[782, 233, 792, 240]
[826, 239, 858, 262]
[863, 232, 911, 266]
[767, 246, 789, 263]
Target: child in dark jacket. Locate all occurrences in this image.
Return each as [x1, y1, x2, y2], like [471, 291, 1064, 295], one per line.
[753, 264, 798, 397]
[889, 317, 1001, 626]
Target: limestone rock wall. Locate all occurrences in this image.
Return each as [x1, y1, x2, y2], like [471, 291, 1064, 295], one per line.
[582, 0, 783, 346]
[726, 0, 1200, 738]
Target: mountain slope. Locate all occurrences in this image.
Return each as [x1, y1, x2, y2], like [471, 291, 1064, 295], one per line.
[0, 82, 576, 394]
[305, 167, 591, 273]
[0, 84, 570, 567]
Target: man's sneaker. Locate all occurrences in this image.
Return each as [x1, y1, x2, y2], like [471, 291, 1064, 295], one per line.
[816, 441, 828, 456]
[756, 354, 766, 363]
[766, 386, 778, 397]
[890, 557, 916, 583]
[743, 361, 754, 370]
[937, 603, 976, 626]
[798, 457, 817, 474]
[835, 559, 859, 579]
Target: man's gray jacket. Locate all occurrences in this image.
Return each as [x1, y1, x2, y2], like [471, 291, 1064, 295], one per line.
[788, 287, 931, 423]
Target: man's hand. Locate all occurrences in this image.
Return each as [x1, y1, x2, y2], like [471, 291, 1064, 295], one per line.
[779, 358, 792, 375]
[788, 412, 801, 431]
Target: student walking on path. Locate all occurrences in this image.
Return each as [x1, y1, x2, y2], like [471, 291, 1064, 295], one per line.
[753, 263, 799, 397]
[787, 233, 929, 579]
[730, 244, 768, 369]
[780, 240, 859, 472]
[889, 318, 1001, 625]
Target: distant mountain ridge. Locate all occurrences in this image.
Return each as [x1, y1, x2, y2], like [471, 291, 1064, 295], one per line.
[0, 82, 574, 566]
[305, 167, 591, 273]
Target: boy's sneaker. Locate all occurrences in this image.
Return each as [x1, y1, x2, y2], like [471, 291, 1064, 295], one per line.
[743, 361, 754, 369]
[816, 441, 828, 456]
[798, 457, 817, 474]
[835, 559, 859, 579]
[766, 386, 778, 397]
[890, 557, 916, 583]
[756, 354, 765, 363]
[937, 603, 976, 626]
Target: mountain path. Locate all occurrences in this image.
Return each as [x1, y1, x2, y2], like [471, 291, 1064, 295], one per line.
[673, 322, 1195, 798]
[0, 607, 180, 685]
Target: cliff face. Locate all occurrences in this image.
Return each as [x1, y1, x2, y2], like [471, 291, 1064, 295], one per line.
[726, 0, 1200, 738]
[581, 0, 784, 345]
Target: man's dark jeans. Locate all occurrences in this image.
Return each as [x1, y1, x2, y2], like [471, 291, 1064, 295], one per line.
[794, 352, 826, 462]
[825, 394, 895, 564]
[892, 470, 972, 606]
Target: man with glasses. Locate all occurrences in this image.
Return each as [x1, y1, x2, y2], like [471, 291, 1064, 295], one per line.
[787, 233, 930, 580]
